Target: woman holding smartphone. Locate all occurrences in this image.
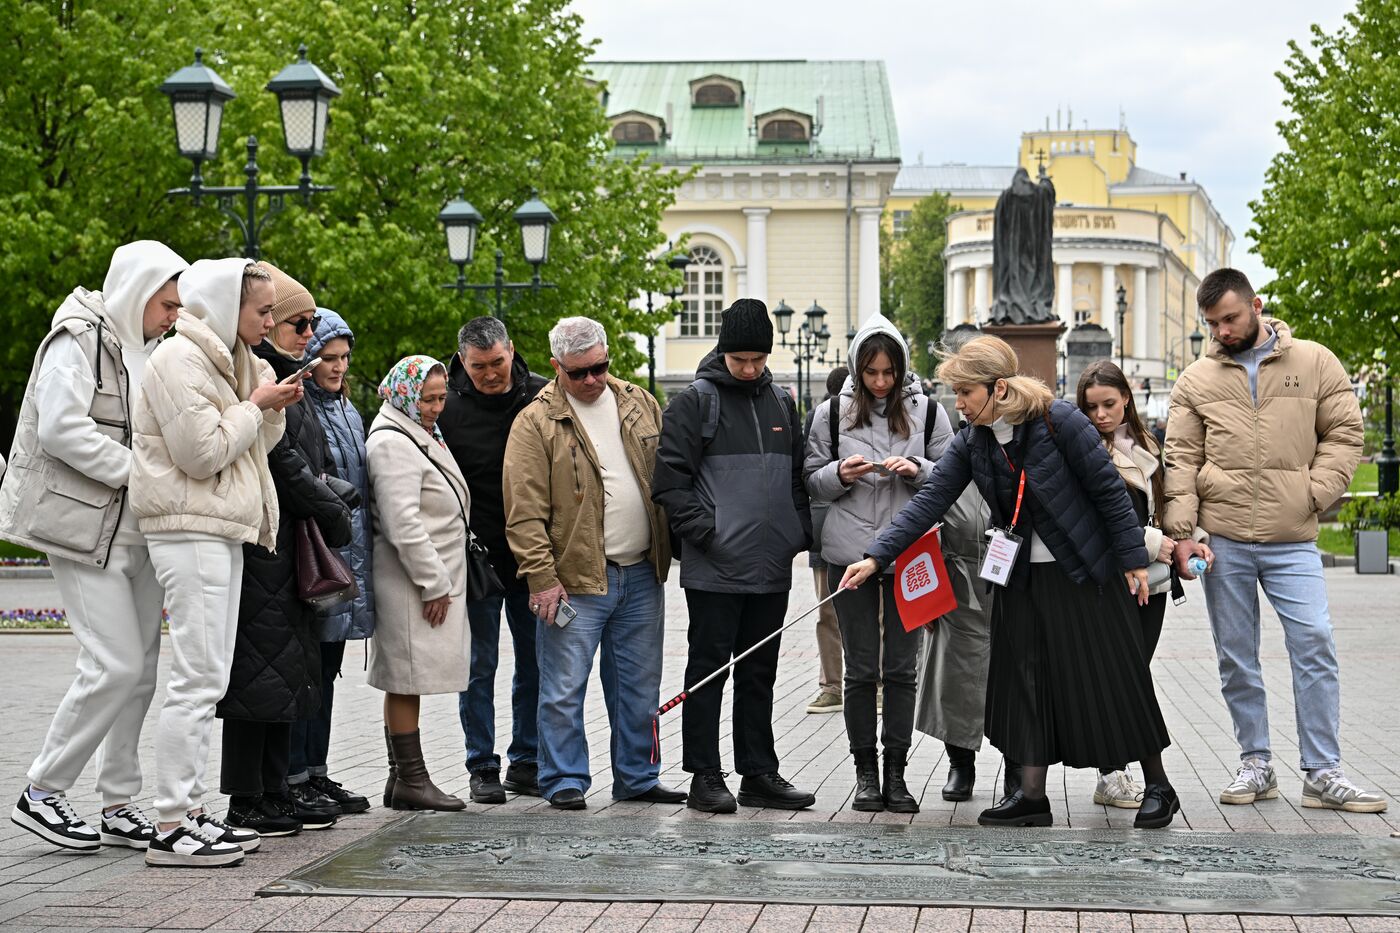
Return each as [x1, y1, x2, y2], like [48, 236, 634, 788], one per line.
[804, 313, 952, 812]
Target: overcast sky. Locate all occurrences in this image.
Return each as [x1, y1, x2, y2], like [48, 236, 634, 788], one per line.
[570, 0, 1354, 289]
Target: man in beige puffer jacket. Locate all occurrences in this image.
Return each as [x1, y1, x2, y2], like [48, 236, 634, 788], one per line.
[1166, 268, 1384, 816]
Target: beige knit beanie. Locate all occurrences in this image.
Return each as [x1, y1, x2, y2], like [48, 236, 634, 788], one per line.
[256, 261, 315, 325]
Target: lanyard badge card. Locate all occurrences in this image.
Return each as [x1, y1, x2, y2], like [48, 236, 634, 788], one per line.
[979, 467, 1026, 587]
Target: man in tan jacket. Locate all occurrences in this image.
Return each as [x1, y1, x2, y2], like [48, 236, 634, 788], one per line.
[504, 316, 683, 810]
[1166, 268, 1385, 815]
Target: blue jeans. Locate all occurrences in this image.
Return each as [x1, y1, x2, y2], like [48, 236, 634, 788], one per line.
[457, 589, 539, 773]
[536, 562, 664, 799]
[288, 640, 346, 784]
[1200, 535, 1342, 770]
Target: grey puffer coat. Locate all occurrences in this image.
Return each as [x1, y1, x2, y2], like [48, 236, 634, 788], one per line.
[305, 310, 375, 642]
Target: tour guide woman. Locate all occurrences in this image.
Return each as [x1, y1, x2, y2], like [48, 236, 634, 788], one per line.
[841, 336, 1179, 828]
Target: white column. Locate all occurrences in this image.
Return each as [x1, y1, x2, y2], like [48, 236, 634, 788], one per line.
[1132, 265, 1148, 362]
[1146, 268, 1163, 359]
[734, 265, 748, 299]
[742, 208, 769, 303]
[973, 266, 990, 324]
[950, 268, 968, 328]
[1057, 263, 1073, 323]
[857, 207, 882, 324]
[1100, 263, 1118, 343]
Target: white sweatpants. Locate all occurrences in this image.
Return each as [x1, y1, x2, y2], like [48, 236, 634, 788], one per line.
[28, 546, 165, 807]
[146, 534, 243, 824]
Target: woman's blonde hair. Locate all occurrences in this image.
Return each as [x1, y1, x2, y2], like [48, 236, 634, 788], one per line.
[936, 335, 1054, 425]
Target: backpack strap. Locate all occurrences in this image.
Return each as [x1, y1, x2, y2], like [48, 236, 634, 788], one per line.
[923, 396, 937, 450]
[694, 378, 720, 444]
[828, 395, 841, 459]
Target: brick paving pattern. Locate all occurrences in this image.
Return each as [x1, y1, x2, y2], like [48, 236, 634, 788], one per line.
[0, 561, 1396, 932]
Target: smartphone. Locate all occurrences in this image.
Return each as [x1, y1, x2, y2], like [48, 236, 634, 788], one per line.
[555, 600, 578, 627]
[864, 459, 894, 476]
[280, 356, 323, 385]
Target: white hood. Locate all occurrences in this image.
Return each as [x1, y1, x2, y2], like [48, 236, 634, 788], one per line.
[842, 311, 919, 399]
[100, 241, 189, 350]
[179, 257, 252, 351]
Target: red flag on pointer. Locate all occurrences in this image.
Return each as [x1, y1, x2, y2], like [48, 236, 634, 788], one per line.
[892, 527, 957, 632]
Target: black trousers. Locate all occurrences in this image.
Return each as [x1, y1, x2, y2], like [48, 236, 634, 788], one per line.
[220, 720, 292, 798]
[289, 641, 347, 782]
[827, 568, 918, 754]
[681, 589, 787, 776]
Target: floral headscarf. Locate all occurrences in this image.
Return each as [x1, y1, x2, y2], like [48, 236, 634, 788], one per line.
[378, 355, 448, 448]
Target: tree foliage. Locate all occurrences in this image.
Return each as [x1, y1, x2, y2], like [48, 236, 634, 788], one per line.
[1250, 0, 1400, 370]
[881, 193, 954, 377]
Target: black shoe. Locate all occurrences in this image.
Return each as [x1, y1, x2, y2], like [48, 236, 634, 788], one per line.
[470, 769, 507, 805]
[688, 769, 737, 814]
[309, 775, 370, 814]
[978, 790, 1052, 827]
[882, 750, 919, 814]
[503, 761, 542, 797]
[226, 796, 300, 838]
[289, 781, 343, 819]
[269, 791, 337, 831]
[626, 783, 688, 804]
[942, 764, 975, 802]
[737, 772, 816, 810]
[1002, 760, 1023, 799]
[851, 749, 884, 812]
[548, 788, 587, 810]
[1134, 783, 1181, 829]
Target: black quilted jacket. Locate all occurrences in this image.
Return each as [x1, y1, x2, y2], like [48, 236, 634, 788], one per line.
[867, 399, 1149, 589]
[217, 342, 353, 722]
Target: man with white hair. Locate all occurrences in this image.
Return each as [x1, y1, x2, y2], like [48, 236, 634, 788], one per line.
[503, 316, 685, 809]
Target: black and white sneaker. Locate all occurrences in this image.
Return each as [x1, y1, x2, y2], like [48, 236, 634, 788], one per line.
[100, 805, 156, 849]
[11, 789, 100, 852]
[144, 820, 244, 868]
[191, 809, 262, 853]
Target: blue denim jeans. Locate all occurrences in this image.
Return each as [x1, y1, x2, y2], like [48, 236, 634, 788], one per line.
[1200, 535, 1342, 770]
[457, 589, 539, 773]
[536, 562, 664, 800]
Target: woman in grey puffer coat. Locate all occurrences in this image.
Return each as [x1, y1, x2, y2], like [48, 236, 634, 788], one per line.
[805, 312, 952, 814]
[285, 308, 376, 813]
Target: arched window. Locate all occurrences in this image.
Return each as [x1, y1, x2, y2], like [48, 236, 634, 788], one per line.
[612, 120, 656, 144]
[679, 246, 725, 337]
[760, 119, 808, 142]
[694, 83, 737, 106]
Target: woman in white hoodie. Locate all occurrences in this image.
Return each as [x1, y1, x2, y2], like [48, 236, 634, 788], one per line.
[128, 258, 300, 868]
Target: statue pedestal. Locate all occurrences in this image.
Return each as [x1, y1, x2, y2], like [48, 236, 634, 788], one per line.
[983, 322, 1066, 390]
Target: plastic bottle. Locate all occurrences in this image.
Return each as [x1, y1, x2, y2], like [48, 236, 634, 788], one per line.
[1187, 556, 1209, 576]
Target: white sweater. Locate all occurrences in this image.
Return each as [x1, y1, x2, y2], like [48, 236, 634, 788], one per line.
[569, 386, 652, 565]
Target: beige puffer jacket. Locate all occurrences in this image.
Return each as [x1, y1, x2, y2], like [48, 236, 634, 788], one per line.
[1164, 318, 1362, 543]
[129, 260, 285, 548]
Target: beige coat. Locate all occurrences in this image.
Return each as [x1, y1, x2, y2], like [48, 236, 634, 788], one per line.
[1164, 318, 1363, 543]
[365, 403, 471, 696]
[1109, 438, 1173, 597]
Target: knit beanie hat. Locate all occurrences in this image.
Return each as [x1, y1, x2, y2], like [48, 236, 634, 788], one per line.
[716, 298, 773, 354]
[257, 261, 316, 325]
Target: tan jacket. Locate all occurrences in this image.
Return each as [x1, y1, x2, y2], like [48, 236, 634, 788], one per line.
[1109, 439, 1172, 596]
[504, 375, 671, 595]
[1164, 318, 1362, 543]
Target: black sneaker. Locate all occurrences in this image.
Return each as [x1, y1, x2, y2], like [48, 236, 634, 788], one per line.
[503, 761, 541, 797]
[145, 820, 244, 868]
[193, 809, 262, 852]
[470, 768, 507, 804]
[269, 791, 337, 830]
[100, 805, 156, 850]
[737, 772, 816, 810]
[289, 781, 343, 818]
[687, 769, 737, 814]
[11, 789, 100, 852]
[226, 797, 298, 839]
[308, 776, 370, 814]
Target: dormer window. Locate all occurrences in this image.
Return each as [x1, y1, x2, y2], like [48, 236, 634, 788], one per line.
[756, 108, 812, 143]
[583, 77, 608, 110]
[689, 74, 743, 108]
[608, 110, 665, 145]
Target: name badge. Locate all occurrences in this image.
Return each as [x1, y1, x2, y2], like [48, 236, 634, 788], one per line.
[978, 528, 1023, 587]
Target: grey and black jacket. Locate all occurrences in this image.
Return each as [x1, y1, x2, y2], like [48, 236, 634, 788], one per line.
[652, 350, 812, 594]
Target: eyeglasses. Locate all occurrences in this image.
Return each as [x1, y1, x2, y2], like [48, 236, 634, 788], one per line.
[562, 359, 610, 381]
[288, 315, 322, 335]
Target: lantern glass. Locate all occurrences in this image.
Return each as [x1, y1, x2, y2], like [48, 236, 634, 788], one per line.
[279, 95, 317, 156]
[772, 299, 794, 335]
[445, 224, 477, 266]
[816, 326, 831, 355]
[1190, 330, 1205, 357]
[520, 221, 551, 265]
[805, 300, 827, 332]
[171, 97, 214, 158]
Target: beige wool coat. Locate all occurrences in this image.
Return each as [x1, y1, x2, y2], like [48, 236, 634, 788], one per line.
[365, 402, 471, 696]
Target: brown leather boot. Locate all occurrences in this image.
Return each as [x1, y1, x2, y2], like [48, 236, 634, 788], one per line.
[388, 730, 465, 811]
[383, 725, 396, 808]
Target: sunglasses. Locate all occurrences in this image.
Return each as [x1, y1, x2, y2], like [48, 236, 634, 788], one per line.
[288, 314, 322, 335]
[562, 359, 610, 381]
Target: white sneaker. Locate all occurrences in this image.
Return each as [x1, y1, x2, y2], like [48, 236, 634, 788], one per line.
[1303, 769, 1388, 813]
[191, 809, 261, 853]
[11, 789, 100, 852]
[145, 819, 245, 868]
[1220, 757, 1279, 805]
[100, 805, 156, 850]
[1093, 770, 1145, 809]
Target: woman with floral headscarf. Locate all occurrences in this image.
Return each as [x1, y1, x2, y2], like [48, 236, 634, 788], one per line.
[365, 356, 470, 811]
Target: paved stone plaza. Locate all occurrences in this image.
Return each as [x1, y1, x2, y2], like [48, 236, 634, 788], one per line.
[0, 562, 1396, 932]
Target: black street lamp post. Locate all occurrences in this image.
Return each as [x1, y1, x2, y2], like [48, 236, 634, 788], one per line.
[160, 46, 340, 259]
[644, 248, 691, 395]
[439, 192, 558, 325]
[1379, 377, 1398, 497]
[1115, 282, 1128, 371]
[773, 299, 834, 414]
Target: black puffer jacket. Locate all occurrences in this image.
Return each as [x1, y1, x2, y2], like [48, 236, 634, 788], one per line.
[866, 399, 1148, 588]
[217, 342, 353, 722]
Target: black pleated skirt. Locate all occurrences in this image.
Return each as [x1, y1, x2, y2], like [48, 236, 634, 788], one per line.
[984, 561, 1171, 769]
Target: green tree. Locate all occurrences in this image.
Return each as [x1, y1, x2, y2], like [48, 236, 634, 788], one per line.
[1250, 0, 1400, 370]
[882, 193, 955, 377]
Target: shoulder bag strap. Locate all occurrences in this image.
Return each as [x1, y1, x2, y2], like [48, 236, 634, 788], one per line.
[369, 424, 473, 541]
